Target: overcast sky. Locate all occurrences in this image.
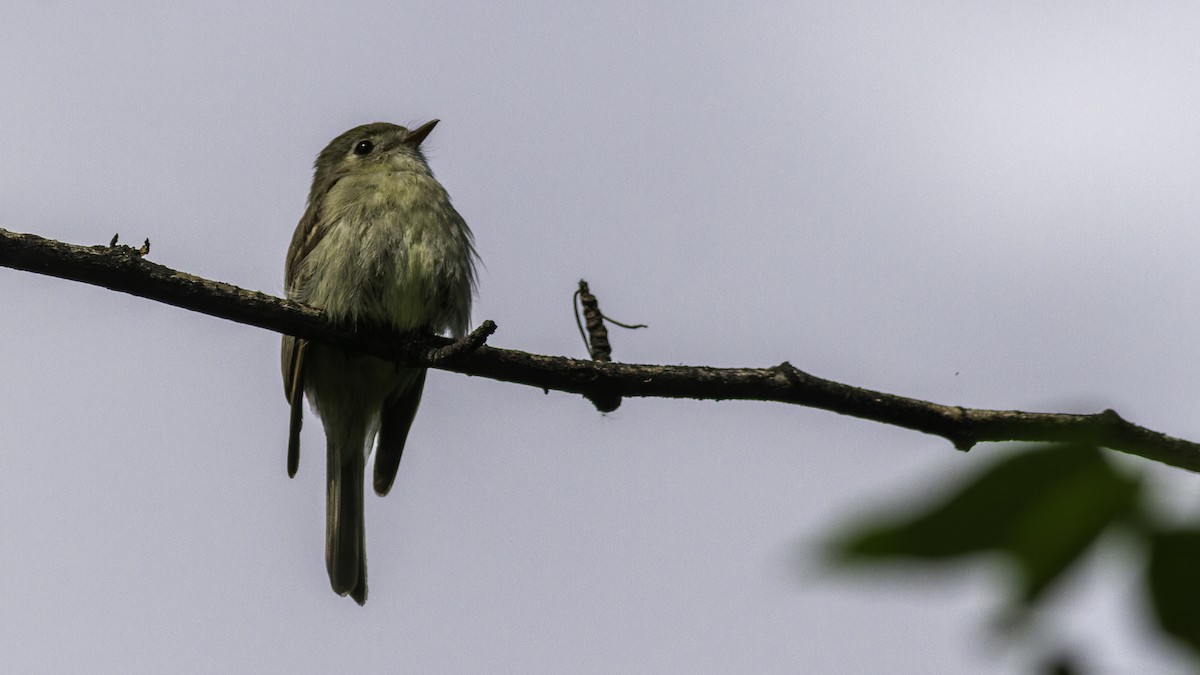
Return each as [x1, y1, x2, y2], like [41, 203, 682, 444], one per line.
[3, 1, 1200, 672]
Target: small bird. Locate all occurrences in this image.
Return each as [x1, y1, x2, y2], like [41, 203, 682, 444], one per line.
[281, 121, 477, 604]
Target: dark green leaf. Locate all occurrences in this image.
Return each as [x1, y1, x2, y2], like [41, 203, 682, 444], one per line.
[1147, 528, 1200, 654]
[1002, 448, 1140, 601]
[832, 444, 1141, 604]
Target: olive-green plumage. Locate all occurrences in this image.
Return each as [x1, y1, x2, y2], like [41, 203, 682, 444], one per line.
[282, 121, 476, 605]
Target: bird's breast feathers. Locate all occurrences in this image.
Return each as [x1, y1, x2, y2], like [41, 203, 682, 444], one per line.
[296, 171, 473, 333]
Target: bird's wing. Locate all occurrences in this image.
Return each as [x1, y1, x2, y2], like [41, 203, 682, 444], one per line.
[281, 335, 308, 478]
[372, 369, 427, 496]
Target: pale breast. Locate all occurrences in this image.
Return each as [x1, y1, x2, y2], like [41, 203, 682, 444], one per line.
[295, 171, 475, 335]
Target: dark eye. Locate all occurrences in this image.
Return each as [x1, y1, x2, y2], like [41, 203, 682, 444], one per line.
[352, 139, 374, 156]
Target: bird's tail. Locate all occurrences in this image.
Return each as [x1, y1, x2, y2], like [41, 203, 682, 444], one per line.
[326, 433, 367, 605]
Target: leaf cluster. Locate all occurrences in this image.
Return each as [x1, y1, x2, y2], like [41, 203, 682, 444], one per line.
[831, 444, 1200, 669]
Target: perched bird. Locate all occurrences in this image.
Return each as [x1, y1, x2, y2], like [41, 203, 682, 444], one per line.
[281, 121, 477, 604]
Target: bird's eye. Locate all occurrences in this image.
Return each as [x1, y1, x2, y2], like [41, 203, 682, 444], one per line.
[352, 140, 374, 156]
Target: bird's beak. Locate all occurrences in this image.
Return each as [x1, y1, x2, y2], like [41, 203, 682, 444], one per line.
[405, 119, 439, 147]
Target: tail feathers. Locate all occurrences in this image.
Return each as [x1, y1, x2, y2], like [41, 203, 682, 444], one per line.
[326, 440, 367, 605]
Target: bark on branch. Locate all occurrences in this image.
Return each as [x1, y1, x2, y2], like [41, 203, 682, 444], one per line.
[3, 227, 1198, 472]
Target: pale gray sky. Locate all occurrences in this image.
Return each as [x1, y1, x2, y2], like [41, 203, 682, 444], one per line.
[2, 1, 1199, 672]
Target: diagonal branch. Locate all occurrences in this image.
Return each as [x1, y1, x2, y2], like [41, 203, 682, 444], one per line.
[3, 226, 1199, 472]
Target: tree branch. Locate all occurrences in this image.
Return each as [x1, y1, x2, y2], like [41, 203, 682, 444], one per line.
[3, 227, 1198, 472]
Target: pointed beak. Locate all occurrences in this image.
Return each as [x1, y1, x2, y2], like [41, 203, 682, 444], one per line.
[405, 119, 439, 147]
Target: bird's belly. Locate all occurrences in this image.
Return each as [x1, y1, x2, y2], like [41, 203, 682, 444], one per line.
[299, 213, 453, 333]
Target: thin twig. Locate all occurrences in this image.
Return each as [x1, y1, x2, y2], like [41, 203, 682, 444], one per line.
[3, 227, 1200, 472]
[427, 321, 497, 363]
